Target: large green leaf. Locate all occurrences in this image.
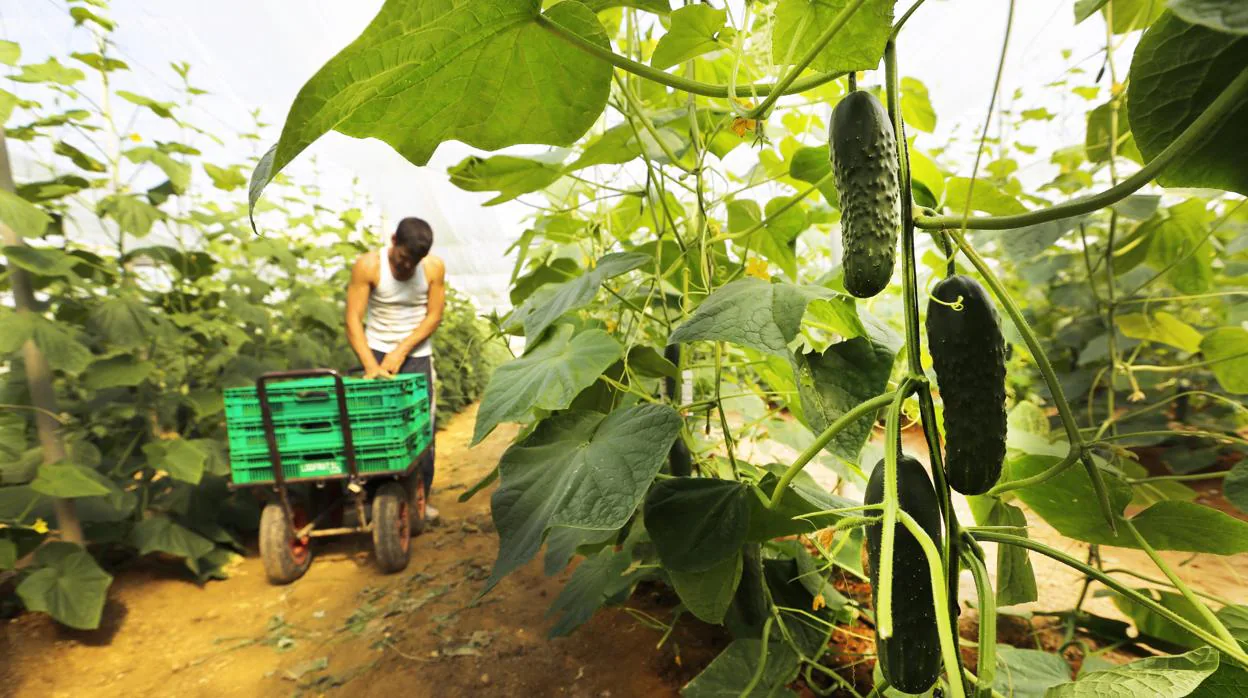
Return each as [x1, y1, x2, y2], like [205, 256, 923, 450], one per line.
[0, 189, 53, 238]
[1169, 0, 1248, 35]
[1226, 460, 1248, 512]
[473, 325, 622, 443]
[82, 355, 155, 390]
[16, 542, 112, 630]
[668, 552, 742, 625]
[1047, 647, 1219, 698]
[89, 296, 162, 349]
[788, 146, 838, 205]
[1006, 454, 1132, 545]
[514, 252, 649, 340]
[130, 515, 215, 565]
[123, 147, 191, 194]
[251, 0, 613, 214]
[98, 193, 164, 237]
[901, 77, 937, 133]
[545, 546, 640, 637]
[6, 315, 93, 374]
[2, 245, 79, 278]
[790, 336, 897, 464]
[644, 478, 749, 572]
[1127, 13, 1248, 195]
[683, 638, 801, 698]
[1130, 500, 1248, 554]
[11, 58, 84, 85]
[771, 0, 894, 74]
[669, 278, 834, 356]
[484, 404, 679, 591]
[650, 4, 730, 69]
[968, 497, 1038, 607]
[1115, 311, 1204, 354]
[0, 40, 18, 66]
[1188, 660, 1248, 698]
[447, 152, 566, 205]
[943, 177, 1027, 215]
[1112, 588, 1216, 649]
[143, 439, 208, 485]
[30, 462, 112, 499]
[1141, 199, 1215, 293]
[727, 198, 807, 279]
[992, 646, 1072, 698]
[1085, 99, 1142, 164]
[1201, 327, 1248, 394]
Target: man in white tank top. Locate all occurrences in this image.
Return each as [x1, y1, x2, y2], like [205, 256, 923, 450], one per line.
[346, 217, 446, 520]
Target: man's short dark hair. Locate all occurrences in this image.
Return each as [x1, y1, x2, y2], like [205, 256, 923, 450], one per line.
[394, 217, 433, 261]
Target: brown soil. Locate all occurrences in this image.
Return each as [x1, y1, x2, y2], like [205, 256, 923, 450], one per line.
[0, 405, 727, 698]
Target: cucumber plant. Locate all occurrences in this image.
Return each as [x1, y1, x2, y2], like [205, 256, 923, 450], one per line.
[245, 0, 1248, 693]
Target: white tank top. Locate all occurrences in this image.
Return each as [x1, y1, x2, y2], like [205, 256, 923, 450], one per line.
[365, 245, 432, 357]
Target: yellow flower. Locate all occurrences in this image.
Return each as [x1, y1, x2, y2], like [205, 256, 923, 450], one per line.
[812, 593, 826, 611]
[32, 518, 49, 534]
[129, 133, 142, 142]
[745, 258, 769, 280]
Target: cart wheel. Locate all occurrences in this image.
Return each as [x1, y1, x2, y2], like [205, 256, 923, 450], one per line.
[409, 476, 428, 536]
[372, 482, 411, 574]
[260, 502, 312, 585]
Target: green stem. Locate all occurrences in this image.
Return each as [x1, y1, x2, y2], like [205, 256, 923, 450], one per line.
[744, 0, 868, 118]
[898, 510, 968, 698]
[1121, 518, 1238, 646]
[915, 67, 1248, 231]
[1127, 471, 1229, 485]
[988, 449, 1081, 496]
[962, 549, 997, 698]
[950, 231, 1117, 532]
[767, 391, 900, 509]
[1095, 429, 1248, 448]
[972, 530, 1248, 667]
[875, 378, 919, 641]
[885, 39, 965, 686]
[1100, 567, 1236, 606]
[955, 0, 1014, 237]
[1092, 390, 1248, 439]
[714, 342, 739, 476]
[1125, 351, 1248, 374]
[536, 13, 846, 99]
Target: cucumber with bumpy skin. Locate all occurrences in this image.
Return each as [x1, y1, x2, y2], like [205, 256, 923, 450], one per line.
[830, 90, 901, 299]
[926, 274, 1008, 495]
[864, 454, 943, 695]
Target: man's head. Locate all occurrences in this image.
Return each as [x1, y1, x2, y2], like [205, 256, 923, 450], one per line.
[390, 217, 433, 279]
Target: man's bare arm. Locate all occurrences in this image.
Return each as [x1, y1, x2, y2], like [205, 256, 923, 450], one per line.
[345, 253, 382, 374]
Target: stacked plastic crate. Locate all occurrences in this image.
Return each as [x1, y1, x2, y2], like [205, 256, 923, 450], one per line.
[224, 374, 432, 485]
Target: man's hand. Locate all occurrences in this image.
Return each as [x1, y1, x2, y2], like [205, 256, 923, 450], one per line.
[379, 350, 406, 376]
[363, 364, 392, 380]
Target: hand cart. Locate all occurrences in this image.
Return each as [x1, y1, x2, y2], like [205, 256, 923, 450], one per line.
[226, 369, 433, 584]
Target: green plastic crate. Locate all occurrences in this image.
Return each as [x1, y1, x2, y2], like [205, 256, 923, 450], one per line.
[223, 374, 427, 424]
[225, 405, 429, 458]
[228, 420, 432, 485]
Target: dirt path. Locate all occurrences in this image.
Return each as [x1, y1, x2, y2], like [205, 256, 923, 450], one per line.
[0, 405, 725, 698]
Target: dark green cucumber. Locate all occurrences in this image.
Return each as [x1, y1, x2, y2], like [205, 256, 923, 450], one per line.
[864, 455, 943, 695]
[926, 274, 1007, 495]
[830, 90, 901, 299]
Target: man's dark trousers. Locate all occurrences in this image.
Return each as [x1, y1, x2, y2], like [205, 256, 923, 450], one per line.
[370, 350, 435, 494]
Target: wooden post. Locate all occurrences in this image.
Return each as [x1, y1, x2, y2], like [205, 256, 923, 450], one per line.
[0, 133, 84, 544]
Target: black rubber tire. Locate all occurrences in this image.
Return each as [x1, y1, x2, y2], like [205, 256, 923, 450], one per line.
[372, 482, 411, 574]
[409, 475, 428, 536]
[259, 501, 312, 585]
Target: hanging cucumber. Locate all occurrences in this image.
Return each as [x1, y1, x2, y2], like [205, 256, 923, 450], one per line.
[829, 90, 901, 299]
[864, 455, 943, 694]
[926, 274, 1008, 495]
